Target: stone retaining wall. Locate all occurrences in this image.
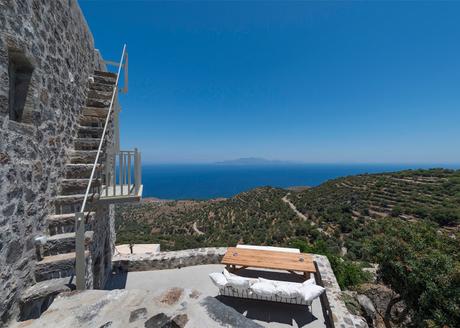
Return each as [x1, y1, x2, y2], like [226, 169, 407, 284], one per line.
[313, 255, 368, 328]
[112, 247, 228, 272]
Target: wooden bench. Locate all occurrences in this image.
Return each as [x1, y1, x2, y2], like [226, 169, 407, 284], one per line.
[221, 247, 316, 279]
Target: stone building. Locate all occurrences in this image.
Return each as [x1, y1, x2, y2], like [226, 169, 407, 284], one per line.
[0, 0, 142, 324]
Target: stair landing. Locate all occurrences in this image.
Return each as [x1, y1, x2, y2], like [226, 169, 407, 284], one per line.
[99, 184, 143, 204]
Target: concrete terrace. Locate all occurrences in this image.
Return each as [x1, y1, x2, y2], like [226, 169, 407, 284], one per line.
[14, 264, 326, 328]
[107, 264, 327, 328]
[13, 248, 367, 328]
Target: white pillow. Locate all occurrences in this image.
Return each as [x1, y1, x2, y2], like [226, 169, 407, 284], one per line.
[251, 281, 277, 297]
[274, 282, 300, 298]
[302, 278, 315, 286]
[257, 278, 308, 298]
[223, 268, 232, 279]
[298, 284, 325, 302]
[257, 277, 277, 285]
[223, 269, 252, 290]
[258, 277, 314, 287]
[209, 272, 228, 289]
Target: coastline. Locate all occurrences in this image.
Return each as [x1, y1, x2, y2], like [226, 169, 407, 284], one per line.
[139, 163, 460, 200]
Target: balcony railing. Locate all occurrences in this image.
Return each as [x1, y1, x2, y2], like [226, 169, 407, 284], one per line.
[101, 149, 142, 200]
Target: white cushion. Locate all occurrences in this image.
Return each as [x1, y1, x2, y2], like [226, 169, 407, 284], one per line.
[274, 282, 300, 298]
[302, 278, 315, 286]
[259, 277, 314, 288]
[251, 281, 277, 297]
[258, 277, 313, 298]
[298, 284, 325, 302]
[223, 269, 252, 290]
[258, 277, 276, 285]
[209, 272, 228, 289]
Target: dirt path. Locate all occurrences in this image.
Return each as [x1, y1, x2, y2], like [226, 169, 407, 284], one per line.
[192, 222, 205, 235]
[282, 194, 310, 223]
[281, 194, 332, 238]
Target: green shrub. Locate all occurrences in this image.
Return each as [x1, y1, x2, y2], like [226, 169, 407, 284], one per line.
[364, 218, 460, 328]
[290, 239, 371, 289]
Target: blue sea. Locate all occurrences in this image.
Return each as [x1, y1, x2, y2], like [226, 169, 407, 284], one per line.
[141, 164, 460, 200]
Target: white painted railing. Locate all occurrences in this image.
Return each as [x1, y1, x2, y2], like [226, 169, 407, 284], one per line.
[102, 148, 142, 198]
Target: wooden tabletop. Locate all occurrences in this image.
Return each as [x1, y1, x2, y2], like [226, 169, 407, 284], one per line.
[221, 247, 316, 273]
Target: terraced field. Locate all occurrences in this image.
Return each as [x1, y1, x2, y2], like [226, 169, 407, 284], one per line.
[289, 168, 460, 232]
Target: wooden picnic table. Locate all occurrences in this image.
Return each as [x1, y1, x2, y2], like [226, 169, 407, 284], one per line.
[221, 247, 316, 278]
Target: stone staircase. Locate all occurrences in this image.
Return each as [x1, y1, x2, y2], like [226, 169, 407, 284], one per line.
[20, 71, 117, 319]
[38, 71, 117, 280]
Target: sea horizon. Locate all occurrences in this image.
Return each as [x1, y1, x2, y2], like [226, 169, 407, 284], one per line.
[140, 163, 460, 200]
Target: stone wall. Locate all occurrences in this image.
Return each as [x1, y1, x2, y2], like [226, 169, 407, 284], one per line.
[313, 255, 368, 328]
[0, 0, 103, 323]
[112, 248, 228, 272]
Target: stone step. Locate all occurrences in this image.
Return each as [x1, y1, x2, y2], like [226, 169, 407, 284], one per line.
[42, 231, 94, 257]
[34, 251, 89, 282]
[47, 212, 95, 235]
[79, 115, 105, 127]
[65, 164, 100, 179]
[82, 106, 110, 118]
[89, 82, 114, 93]
[77, 125, 103, 139]
[86, 98, 111, 108]
[53, 194, 85, 214]
[93, 70, 118, 79]
[60, 178, 100, 195]
[74, 138, 101, 151]
[19, 277, 75, 320]
[87, 89, 113, 100]
[92, 74, 116, 85]
[70, 150, 99, 164]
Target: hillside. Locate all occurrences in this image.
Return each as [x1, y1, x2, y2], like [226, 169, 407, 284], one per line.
[116, 169, 460, 327]
[288, 168, 460, 259]
[116, 187, 309, 249]
[290, 168, 460, 228]
[116, 169, 459, 250]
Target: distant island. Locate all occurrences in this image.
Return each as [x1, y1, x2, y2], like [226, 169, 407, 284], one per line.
[215, 157, 298, 165]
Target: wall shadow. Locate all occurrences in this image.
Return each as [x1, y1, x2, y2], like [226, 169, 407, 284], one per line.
[216, 295, 318, 327]
[104, 269, 128, 290]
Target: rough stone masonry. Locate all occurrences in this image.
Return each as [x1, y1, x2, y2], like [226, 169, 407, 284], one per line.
[0, 0, 115, 324]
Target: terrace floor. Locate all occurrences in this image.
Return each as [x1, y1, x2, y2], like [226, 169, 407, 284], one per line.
[106, 264, 327, 328]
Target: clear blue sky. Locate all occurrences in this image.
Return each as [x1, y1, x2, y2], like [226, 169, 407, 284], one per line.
[80, 1, 460, 164]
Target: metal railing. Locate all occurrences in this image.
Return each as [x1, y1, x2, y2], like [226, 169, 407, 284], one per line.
[74, 44, 138, 290]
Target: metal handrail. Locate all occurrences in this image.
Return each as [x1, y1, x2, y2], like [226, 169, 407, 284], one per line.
[80, 44, 126, 213]
[75, 44, 126, 290]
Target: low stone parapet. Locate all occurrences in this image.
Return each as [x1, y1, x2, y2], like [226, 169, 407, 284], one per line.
[313, 255, 368, 328]
[112, 247, 227, 272]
